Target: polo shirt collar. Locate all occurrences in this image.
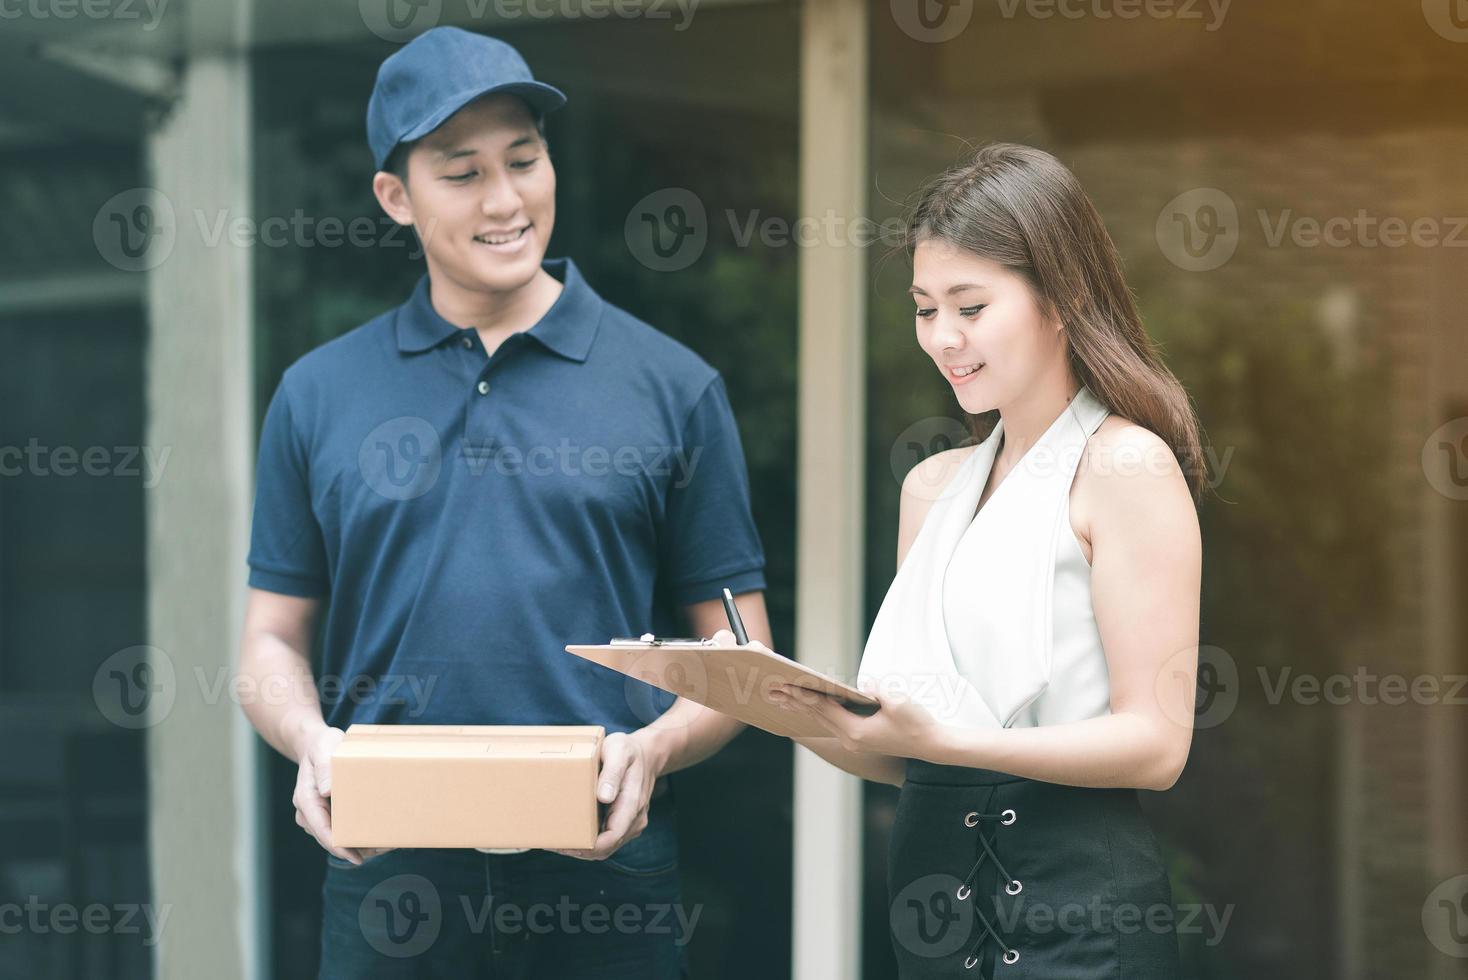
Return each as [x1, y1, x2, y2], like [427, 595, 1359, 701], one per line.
[395, 257, 603, 362]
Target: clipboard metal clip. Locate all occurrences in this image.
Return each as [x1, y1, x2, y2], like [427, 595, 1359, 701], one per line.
[609, 633, 714, 647]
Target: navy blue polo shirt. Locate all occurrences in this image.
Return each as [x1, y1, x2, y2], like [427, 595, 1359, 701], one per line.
[247, 257, 766, 732]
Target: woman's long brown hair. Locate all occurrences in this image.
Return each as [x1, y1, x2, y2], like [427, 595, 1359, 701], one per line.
[904, 142, 1207, 501]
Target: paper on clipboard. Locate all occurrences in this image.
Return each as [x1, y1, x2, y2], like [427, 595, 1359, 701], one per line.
[564, 641, 879, 739]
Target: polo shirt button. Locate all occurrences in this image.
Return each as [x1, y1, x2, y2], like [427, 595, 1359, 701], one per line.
[477, 380, 490, 395]
[461, 335, 474, 349]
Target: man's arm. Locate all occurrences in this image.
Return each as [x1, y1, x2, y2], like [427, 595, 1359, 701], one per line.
[628, 590, 772, 777]
[549, 590, 771, 861]
[238, 587, 370, 864]
[239, 588, 325, 761]
[557, 376, 778, 859]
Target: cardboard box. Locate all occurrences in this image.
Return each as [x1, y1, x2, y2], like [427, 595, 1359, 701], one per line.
[331, 724, 603, 849]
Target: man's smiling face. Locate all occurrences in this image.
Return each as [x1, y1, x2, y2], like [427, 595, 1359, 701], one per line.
[390, 93, 556, 295]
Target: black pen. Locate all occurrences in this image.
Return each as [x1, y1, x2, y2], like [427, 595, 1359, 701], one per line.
[721, 587, 749, 645]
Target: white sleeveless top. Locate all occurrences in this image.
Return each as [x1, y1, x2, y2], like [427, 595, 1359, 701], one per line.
[857, 385, 1112, 730]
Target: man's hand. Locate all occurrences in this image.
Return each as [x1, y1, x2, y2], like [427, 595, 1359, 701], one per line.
[292, 724, 383, 865]
[546, 730, 661, 862]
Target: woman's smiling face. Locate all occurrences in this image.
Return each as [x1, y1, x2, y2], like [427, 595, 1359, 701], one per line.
[910, 238, 1066, 415]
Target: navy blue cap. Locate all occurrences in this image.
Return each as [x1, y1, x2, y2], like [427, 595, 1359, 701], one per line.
[367, 27, 567, 172]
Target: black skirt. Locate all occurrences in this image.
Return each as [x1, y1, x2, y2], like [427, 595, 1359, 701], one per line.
[887, 760, 1182, 979]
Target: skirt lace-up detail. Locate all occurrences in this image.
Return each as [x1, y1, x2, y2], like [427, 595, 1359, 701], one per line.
[957, 807, 1021, 971]
[891, 763, 1182, 979]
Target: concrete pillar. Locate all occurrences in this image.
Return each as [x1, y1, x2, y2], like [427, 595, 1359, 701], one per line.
[794, 0, 869, 975]
[145, 52, 259, 980]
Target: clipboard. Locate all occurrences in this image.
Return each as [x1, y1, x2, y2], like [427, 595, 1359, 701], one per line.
[564, 640, 879, 739]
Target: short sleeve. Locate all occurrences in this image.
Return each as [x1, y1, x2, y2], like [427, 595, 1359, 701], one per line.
[660, 375, 767, 606]
[247, 379, 330, 597]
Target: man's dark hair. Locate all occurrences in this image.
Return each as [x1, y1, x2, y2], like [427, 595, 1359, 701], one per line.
[383, 109, 546, 184]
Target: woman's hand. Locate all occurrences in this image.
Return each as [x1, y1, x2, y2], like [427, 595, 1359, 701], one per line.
[771, 681, 950, 761]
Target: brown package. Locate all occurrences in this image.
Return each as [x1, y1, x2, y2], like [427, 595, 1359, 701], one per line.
[330, 724, 603, 849]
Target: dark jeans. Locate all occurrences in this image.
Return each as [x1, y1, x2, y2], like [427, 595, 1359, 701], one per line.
[319, 795, 690, 979]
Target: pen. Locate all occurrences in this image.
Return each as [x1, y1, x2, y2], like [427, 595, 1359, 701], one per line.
[721, 587, 749, 645]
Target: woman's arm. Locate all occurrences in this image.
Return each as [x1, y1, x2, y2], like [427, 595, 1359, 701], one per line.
[777, 424, 1202, 791]
[777, 449, 976, 788]
[794, 736, 907, 786]
[720, 631, 908, 787]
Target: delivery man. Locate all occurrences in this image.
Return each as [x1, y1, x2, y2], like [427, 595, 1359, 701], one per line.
[237, 26, 771, 978]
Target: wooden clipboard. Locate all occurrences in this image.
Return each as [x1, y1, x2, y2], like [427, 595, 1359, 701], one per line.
[564, 641, 879, 739]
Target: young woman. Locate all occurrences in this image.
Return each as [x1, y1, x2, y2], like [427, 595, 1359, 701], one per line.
[752, 143, 1204, 977]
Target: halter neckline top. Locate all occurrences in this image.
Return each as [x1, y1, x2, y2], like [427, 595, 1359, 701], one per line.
[857, 385, 1112, 730]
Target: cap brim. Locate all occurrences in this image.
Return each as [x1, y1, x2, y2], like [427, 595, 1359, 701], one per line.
[398, 81, 567, 148]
